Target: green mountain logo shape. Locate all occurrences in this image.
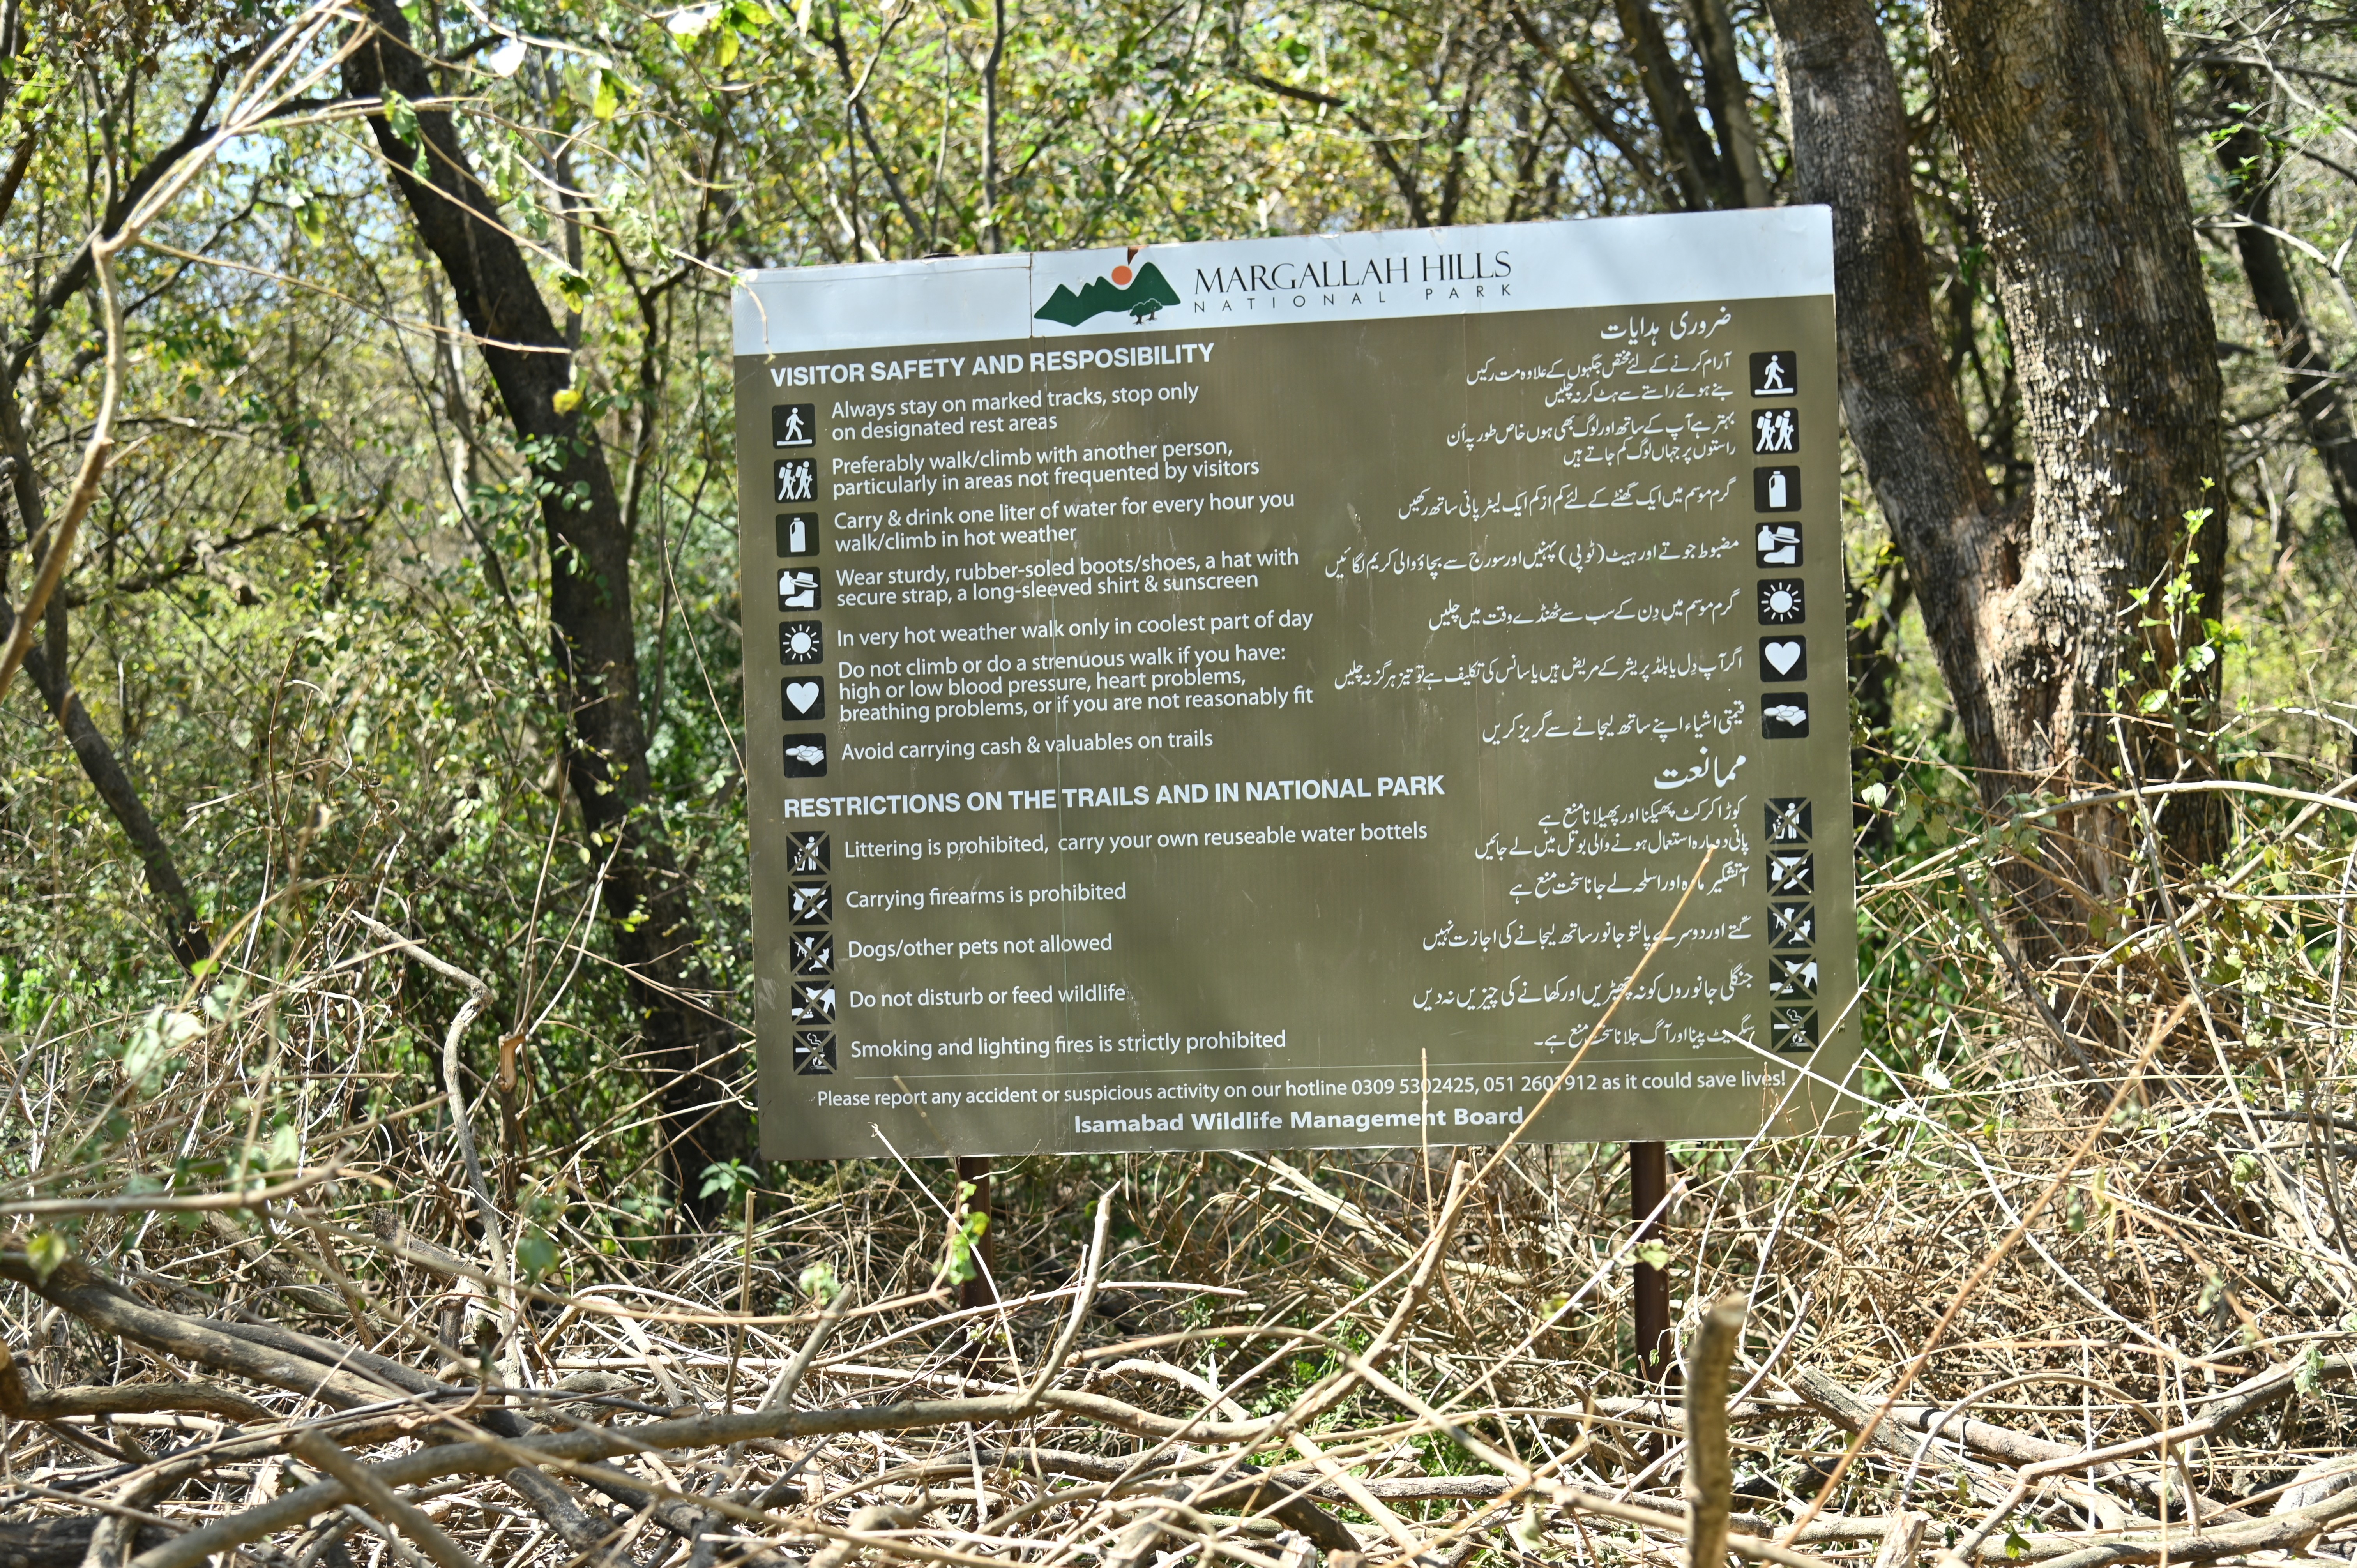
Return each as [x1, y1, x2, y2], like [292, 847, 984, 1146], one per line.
[1034, 261, 1182, 327]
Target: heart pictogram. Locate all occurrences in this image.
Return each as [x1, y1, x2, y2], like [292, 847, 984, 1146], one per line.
[787, 680, 822, 714]
[1763, 640, 1802, 675]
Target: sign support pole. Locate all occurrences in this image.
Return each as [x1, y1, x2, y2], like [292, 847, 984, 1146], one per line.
[1631, 1139, 1676, 1450]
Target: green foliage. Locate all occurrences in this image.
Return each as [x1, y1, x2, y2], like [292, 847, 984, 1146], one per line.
[23, 1230, 69, 1282]
[798, 1258, 842, 1303]
[700, 1158, 761, 1200]
[941, 1180, 992, 1283]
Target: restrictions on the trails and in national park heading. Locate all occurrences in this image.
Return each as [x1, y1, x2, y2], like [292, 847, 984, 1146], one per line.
[734, 211, 1855, 1161]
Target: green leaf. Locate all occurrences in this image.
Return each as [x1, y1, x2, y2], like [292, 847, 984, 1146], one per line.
[25, 1230, 69, 1282]
[800, 1260, 842, 1303]
[122, 1007, 202, 1096]
[517, 1229, 560, 1278]
[592, 71, 624, 121]
[265, 1121, 302, 1172]
[552, 385, 583, 415]
[384, 90, 420, 145]
[1894, 791, 1921, 840]
[699, 1158, 757, 1199]
[555, 270, 592, 311]
[1632, 1240, 1671, 1270]
[942, 1210, 990, 1283]
[2297, 1343, 2327, 1395]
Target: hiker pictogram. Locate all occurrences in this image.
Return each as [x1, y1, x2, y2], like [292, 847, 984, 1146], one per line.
[773, 403, 815, 447]
[1751, 351, 1797, 397]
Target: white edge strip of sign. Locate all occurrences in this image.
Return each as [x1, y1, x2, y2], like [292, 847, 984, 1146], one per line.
[732, 208, 1835, 358]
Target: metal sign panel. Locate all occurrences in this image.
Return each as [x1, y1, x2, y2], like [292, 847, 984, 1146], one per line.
[734, 213, 1854, 1160]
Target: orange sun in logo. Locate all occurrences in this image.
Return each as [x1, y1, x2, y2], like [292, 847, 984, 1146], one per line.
[1111, 245, 1143, 286]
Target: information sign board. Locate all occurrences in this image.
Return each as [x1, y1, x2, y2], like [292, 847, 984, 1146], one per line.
[735, 212, 1854, 1160]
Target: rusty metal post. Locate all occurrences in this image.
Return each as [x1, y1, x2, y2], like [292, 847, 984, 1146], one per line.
[1632, 1141, 1677, 1420]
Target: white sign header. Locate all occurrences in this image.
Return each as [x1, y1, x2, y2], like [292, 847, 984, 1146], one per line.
[733, 208, 1834, 357]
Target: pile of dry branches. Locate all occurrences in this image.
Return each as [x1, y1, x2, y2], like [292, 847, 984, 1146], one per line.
[4, 779, 2357, 1568]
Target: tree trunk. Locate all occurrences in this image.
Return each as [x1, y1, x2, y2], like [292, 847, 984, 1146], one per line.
[0, 392, 210, 972]
[2207, 60, 2357, 556]
[345, 0, 754, 1212]
[1684, 0, 1768, 207]
[1612, 0, 1735, 211]
[1771, 0, 2226, 959]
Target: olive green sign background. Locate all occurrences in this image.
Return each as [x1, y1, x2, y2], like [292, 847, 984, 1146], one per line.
[737, 294, 1853, 1160]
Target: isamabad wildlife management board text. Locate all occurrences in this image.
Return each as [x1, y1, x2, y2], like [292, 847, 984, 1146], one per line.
[732, 210, 1855, 1161]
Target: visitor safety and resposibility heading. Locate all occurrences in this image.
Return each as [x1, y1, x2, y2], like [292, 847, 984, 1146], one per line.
[733, 209, 1834, 357]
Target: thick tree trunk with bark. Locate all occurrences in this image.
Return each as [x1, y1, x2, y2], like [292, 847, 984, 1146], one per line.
[345, 2, 754, 1208]
[1771, 0, 2225, 956]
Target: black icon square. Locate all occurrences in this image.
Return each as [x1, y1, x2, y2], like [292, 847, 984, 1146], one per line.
[775, 457, 816, 504]
[774, 404, 816, 447]
[780, 621, 824, 664]
[1756, 521, 1802, 568]
[1758, 579, 1805, 625]
[779, 567, 821, 612]
[784, 733, 829, 778]
[789, 881, 832, 925]
[786, 830, 830, 876]
[1754, 466, 1801, 513]
[1760, 635, 1807, 682]
[1752, 406, 1799, 454]
[792, 929, 834, 975]
[793, 1030, 836, 1075]
[778, 513, 820, 556]
[1762, 692, 1811, 739]
[1751, 351, 1797, 397]
[1768, 1006, 1818, 1054]
[1768, 901, 1815, 951]
[1769, 954, 1820, 1000]
[791, 980, 837, 1027]
[1767, 851, 1815, 897]
[1766, 798, 1813, 844]
[783, 675, 826, 722]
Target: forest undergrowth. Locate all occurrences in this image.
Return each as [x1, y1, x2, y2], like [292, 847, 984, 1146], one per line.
[2, 758, 2354, 1568]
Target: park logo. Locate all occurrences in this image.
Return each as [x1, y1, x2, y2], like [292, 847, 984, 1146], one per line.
[1034, 247, 1182, 327]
